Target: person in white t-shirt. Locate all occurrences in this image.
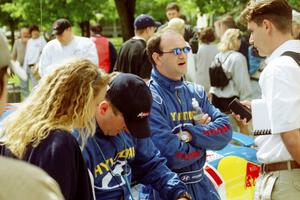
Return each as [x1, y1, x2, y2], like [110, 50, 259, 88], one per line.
[39, 18, 98, 77]
[23, 25, 46, 96]
[239, 0, 300, 199]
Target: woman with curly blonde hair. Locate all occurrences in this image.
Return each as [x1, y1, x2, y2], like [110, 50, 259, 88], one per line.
[0, 58, 109, 200]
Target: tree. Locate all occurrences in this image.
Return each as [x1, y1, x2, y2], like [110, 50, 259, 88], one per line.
[1, 0, 299, 43]
[1, 0, 101, 37]
[0, 0, 19, 45]
[114, 0, 135, 41]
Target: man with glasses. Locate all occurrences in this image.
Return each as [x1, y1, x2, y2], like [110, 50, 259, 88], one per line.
[144, 30, 232, 200]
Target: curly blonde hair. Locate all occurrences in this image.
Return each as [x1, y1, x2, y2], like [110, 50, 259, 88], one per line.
[1, 59, 109, 158]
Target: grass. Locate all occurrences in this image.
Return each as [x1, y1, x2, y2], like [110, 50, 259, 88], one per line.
[8, 74, 20, 85]
[109, 37, 123, 52]
[7, 75, 24, 102]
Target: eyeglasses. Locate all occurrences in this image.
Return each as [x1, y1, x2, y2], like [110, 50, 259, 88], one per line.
[159, 46, 191, 56]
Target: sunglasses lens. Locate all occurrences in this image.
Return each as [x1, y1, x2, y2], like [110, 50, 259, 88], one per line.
[183, 47, 191, 54]
[172, 48, 181, 55]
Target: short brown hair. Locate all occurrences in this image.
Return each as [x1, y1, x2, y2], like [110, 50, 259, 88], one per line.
[134, 28, 147, 35]
[166, 2, 180, 12]
[146, 33, 162, 65]
[216, 15, 236, 29]
[198, 27, 216, 44]
[90, 23, 103, 34]
[240, 0, 292, 33]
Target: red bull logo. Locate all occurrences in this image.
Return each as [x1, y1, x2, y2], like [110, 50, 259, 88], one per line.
[245, 162, 260, 188]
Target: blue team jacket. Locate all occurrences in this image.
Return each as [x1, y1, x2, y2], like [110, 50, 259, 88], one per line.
[73, 125, 188, 200]
[147, 68, 232, 199]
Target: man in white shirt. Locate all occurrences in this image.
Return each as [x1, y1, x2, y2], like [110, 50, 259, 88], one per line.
[23, 25, 46, 96]
[240, 0, 300, 199]
[39, 18, 98, 77]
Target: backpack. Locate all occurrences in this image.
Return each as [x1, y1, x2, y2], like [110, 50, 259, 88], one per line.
[209, 53, 232, 88]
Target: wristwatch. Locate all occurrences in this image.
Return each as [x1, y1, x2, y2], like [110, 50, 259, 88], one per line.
[177, 131, 190, 143]
[177, 191, 192, 200]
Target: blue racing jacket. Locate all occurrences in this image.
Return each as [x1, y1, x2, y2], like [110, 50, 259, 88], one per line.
[148, 68, 232, 187]
[73, 124, 189, 200]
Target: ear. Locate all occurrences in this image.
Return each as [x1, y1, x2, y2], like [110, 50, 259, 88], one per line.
[98, 100, 109, 115]
[262, 19, 273, 34]
[152, 52, 161, 66]
[146, 27, 151, 33]
[67, 27, 72, 32]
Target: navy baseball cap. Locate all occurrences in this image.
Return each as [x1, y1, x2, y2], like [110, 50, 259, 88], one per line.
[106, 73, 152, 138]
[52, 18, 72, 35]
[134, 14, 161, 30]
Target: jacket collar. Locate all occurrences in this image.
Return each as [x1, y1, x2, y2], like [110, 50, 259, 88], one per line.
[265, 40, 300, 64]
[151, 67, 184, 92]
[95, 122, 111, 139]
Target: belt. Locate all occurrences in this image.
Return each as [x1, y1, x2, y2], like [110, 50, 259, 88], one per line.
[178, 169, 203, 184]
[261, 160, 300, 173]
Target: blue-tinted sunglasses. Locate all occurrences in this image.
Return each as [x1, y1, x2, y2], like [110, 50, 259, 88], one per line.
[160, 46, 191, 56]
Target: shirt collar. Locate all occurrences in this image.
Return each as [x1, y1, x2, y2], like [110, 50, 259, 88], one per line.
[132, 36, 146, 41]
[265, 40, 300, 64]
[151, 67, 184, 92]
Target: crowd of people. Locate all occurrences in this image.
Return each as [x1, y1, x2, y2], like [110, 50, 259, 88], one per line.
[0, 0, 299, 199]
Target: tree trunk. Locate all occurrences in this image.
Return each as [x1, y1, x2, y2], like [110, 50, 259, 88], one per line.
[114, 0, 135, 41]
[8, 19, 16, 46]
[79, 20, 90, 37]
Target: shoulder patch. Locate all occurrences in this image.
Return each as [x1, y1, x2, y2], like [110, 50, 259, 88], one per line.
[186, 82, 205, 99]
[193, 83, 205, 99]
[151, 91, 163, 105]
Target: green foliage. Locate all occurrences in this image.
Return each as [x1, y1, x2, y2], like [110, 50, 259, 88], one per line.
[0, 0, 102, 32]
[109, 36, 123, 51]
[196, 0, 248, 16]
[136, 0, 198, 24]
[289, 0, 300, 10]
[1, 0, 300, 39]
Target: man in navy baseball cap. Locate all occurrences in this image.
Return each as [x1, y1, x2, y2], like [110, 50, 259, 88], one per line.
[74, 72, 192, 200]
[114, 14, 161, 79]
[134, 14, 161, 30]
[105, 73, 152, 138]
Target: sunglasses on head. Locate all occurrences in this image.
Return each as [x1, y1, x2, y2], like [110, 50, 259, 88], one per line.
[159, 46, 191, 56]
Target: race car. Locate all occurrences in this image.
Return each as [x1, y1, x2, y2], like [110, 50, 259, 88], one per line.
[205, 131, 261, 200]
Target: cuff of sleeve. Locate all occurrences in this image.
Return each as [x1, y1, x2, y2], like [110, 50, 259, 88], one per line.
[182, 126, 199, 147]
[175, 191, 192, 200]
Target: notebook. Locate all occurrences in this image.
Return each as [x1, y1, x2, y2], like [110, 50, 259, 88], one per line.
[251, 99, 272, 136]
